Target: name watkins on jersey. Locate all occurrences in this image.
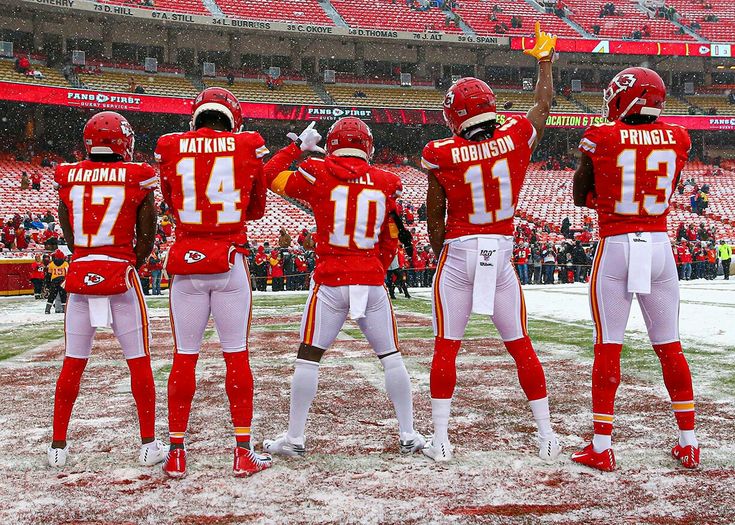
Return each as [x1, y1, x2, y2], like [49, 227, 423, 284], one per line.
[450, 135, 515, 164]
[179, 137, 237, 154]
[66, 167, 127, 183]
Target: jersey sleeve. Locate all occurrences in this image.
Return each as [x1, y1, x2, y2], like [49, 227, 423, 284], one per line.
[53, 164, 67, 189]
[264, 143, 318, 202]
[578, 124, 610, 159]
[249, 131, 270, 160]
[421, 142, 442, 171]
[136, 163, 158, 193]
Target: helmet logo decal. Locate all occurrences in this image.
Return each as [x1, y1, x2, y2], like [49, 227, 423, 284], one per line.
[606, 73, 637, 101]
[443, 91, 455, 108]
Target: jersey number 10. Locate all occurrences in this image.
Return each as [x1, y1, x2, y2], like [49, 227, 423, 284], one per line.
[329, 186, 387, 250]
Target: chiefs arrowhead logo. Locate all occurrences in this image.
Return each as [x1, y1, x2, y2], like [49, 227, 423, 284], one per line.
[84, 273, 105, 286]
[184, 250, 206, 264]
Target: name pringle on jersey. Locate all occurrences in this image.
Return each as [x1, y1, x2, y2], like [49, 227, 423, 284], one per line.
[66, 167, 127, 183]
[179, 137, 237, 154]
[450, 135, 515, 164]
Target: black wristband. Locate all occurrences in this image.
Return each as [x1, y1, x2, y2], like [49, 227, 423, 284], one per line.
[294, 138, 303, 148]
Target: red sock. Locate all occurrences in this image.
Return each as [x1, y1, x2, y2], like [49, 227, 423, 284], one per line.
[127, 355, 156, 442]
[653, 341, 695, 431]
[167, 353, 198, 445]
[504, 336, 547, 401]
[52, 357, 88, 442]
[223, 351, 254, 445]
[591, 343, 622, 436]
[430, 337, 461, 399]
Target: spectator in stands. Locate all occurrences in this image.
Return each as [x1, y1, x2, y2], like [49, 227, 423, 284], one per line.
[641, 24, 651, 38]
[680, 242, 693, 280]
[706, 243, 718, 280]
[690, 190, 699, 214]
[530, 245, 543, 285]
[718, 240, 732, 280]
[556, 245, 569, 284]
[561, 216, 571, 239]
[31, 172, 41, 190]
[160, 215, 173, 239]
[697, 192, 709, 217]
[15, 226, 28, 250]
[253, 245, 268, 291]
[15, 55, 30, 74]
[404, 206, 415, 226]
[148, 250, 163, 295]
[278, 227, 292, 248]
[270, 249, 285, 291]
[227, 71, 235, 86]
[30, 253, 45, 300]
[45, 250, 68, 314]
[139, 261, 152, 295]
[20, 171, 30, 190]
[542, 244, 556, 284]
[515, 242, 530, 285]
[676, 222, 687, 241]
[571, 240, 587, 283]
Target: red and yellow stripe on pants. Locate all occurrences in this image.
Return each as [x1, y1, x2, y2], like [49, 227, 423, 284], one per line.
[130, 274, 150, 356]
[302, 283, 321, 346]
[432, 248, 450, 339]
[589, 238, 607, 345]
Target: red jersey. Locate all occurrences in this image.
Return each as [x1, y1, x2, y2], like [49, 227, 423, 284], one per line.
[54, 160, 157, 263]
[264, 143, 401, 286]
[421, 116, 537, 239]
[579, 120, 690, 238]
[155, 127, 268, 245]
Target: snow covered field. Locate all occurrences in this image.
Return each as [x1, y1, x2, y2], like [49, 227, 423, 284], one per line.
[0, 280, 733, 524]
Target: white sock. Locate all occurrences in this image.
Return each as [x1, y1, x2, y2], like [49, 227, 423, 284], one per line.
[679, 430, 698, 448]
[431, 398, 452, 444]
[592, 434, 612, 453]
[381, 353, 414, 435]
[287, 359, 320, 441]
[529, 397, 554, 439]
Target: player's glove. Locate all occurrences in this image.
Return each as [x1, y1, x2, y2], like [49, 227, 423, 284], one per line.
[523, 22, 558, 63]
[287, 122, 326, 154]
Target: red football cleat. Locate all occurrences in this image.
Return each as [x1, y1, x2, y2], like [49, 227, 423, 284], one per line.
[233, 447, 273, 478]
[162, 448, 187, 479]
[672, 444, 700, 469]
[571, 443, 616, 472]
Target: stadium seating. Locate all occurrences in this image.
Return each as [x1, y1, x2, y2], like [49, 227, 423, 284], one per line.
[326, 85, 444, 109]
[247, 191, 316, 245]
[494, 90, 584, 113]
[0, 161, 56, 221]
[203, 79, 323, 105]
[97, 0, 209, 15]
[454, 0, 579, 37]
[665, 0, 735, 42]
[0, 59, 69, 88]
[686, 95, 735, 116]
[77, 70, 198, 97]
[216, 0, 334, 25]
[563, 0, 692, 41]
[329, 0, 463, 33]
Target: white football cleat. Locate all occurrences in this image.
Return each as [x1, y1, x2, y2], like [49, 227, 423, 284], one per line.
[139, 439, 168, 466]
[399, 431, 426, 454]
[47, 445, 69, 468]
[263, 433, 306, 457]
[422, 438, 453, 462]
[538, 434, 561, 462]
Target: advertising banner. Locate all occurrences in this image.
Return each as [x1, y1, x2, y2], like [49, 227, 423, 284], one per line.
[1, 81, 733, 130]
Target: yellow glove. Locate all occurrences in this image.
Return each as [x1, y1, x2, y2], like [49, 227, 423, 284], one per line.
[523, 22, 558, 62]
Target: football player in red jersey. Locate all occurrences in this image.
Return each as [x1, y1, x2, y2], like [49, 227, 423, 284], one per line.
[571, 67, 698, 471]
[261, 118, 425, 456]
[421, 22, 560, 462]
[156, 87, 272, 478]
[48, 111, 167, 468]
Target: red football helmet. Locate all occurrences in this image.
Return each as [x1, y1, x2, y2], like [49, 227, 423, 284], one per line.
[443, 77, 497, 136]
[326, 117, 374, 161]
[191, 87, 243, 132]
[83, 111, 135, 161]
[603, 67, 666, 121]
